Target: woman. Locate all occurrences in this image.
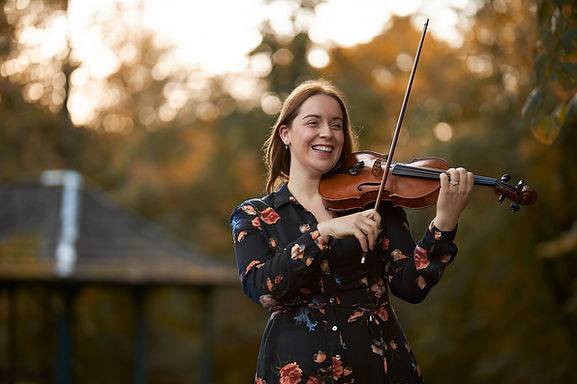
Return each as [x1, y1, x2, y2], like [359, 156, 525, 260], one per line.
[230, 79, 473, 383]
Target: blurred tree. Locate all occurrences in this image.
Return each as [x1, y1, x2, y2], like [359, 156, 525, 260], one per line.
[2, 0, 576, 383]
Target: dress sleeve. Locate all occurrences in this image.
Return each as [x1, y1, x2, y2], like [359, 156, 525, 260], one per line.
[230, 204, 328, 308]
[382, 205, 458, 304]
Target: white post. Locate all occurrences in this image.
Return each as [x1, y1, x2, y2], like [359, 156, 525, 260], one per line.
[40, 170, 83, 277]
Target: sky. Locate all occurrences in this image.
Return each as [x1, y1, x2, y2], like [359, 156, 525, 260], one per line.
[66, 0, 481, 76]
[3, 0, 483, 128]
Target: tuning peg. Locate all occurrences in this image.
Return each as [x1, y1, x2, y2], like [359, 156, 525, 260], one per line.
[509, 202, 520, 212]
[515, 179, 524, 191]
[498, 194, 505, 204]
[500, 173, 511, 183]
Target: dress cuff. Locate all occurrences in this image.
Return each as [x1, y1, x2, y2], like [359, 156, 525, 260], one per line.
[419, 220, 458, 249]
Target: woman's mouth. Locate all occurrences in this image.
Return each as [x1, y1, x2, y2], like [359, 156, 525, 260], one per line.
[311, 145, 333, 153]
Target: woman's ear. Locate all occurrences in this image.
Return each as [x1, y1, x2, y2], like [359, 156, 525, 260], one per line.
[279, 124, 290, 145]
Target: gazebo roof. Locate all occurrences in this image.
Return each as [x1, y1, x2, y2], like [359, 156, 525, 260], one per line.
[0, 172, 237, 286]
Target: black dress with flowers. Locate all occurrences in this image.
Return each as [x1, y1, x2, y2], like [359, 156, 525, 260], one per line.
[230, 183, 458, 384]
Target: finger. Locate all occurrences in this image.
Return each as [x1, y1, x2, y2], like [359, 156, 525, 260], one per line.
[362, 209, 381, 231]
[448, 168, 460, 186]
[466, 171, 474, 191]
[457, 167, 468, 193]
[362, 209, 377, 220]
[362, 218, 380, 241]
[371, 210, 381, 227]
[354, 229, 368, 253]
[359, 221, 377, 250]
[445, 168, 457, 187]
[439, 171, 449, 192]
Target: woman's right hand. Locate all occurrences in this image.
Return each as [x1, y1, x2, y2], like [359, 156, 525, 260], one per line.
[317, 209, 381, 253]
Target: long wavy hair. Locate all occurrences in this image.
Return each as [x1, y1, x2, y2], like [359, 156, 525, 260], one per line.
[263, 79, 357, 193]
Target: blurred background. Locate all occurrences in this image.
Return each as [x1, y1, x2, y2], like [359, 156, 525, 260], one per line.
[0, 0, 576, 383]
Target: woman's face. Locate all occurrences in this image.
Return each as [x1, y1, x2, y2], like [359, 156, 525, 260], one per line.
[280, 94, 345, 178]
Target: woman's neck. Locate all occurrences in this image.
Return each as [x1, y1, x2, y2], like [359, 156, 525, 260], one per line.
[287, 174, 319, 202]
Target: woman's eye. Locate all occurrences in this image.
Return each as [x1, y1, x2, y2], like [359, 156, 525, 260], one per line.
[331, 123, 343, 130]
[307, 121, 319, 126]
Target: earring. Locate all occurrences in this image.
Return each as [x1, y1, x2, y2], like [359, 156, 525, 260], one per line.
[285, 143, 289, 149]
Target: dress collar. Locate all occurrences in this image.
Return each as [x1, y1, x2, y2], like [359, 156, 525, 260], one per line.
[271, 182, 299, 209]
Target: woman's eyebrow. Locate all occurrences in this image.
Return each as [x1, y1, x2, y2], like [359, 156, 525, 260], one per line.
[302, 114, 321, 120]
[301, 114, 343, 121]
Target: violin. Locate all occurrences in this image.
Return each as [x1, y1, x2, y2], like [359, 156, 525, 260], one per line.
[319, 19, 537, 215]
[319, 150, 538, 212]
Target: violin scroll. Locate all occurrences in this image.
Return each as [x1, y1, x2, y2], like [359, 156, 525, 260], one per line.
[496, 175, 538, 212]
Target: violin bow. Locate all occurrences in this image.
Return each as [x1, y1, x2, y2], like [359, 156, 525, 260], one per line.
[362, 18, 429, 264]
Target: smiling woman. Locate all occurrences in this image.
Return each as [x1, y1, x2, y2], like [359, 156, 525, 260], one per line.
[229, 79, 474, 383]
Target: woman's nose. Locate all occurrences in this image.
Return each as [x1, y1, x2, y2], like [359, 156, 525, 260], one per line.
[319, 122, 332, 138]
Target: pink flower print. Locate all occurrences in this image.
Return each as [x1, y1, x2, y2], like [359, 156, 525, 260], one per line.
[376, 306, 388, 322]
[413, 245, 430, 270]
[251, 217, 261, 229]
[313, 350, 326, 363]
[370, 279, 386, 299]
[441, 254, 452, 263]
[371, 344, 384, 356]
[266, 277, 273, 291]
[242, 205, 257, 215]
[310, 230, 327, 250]
[258, 294, 277, 309]
[290, 243, 305, 260]
[306, 377, 320, 384]
[274, 274, 284, 285]
[237, 230, 247, 242]
[269, 238, 277, 248]
[343, 366, 352, 376]
[331, 357, 344, 380]
[260, 207, 281, 225]
[245, 260, 263, 275]
[434, 230, 442, 240]
[347, 308, 365, 322]
[320, 259, 329, 274]
[391, 249, 407, 261]
[416, 276, 427, 289]
[279, 362, 303, 384]
[299, 223, 311, 233]
[381, 237, 390, 251]
[255, 377, 267, 384]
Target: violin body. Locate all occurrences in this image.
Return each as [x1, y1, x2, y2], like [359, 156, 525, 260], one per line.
[320, 151, 444, 211]
[320, 151, 538, 212]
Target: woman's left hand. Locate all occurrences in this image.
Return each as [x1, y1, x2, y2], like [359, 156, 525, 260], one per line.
[433, 167, 474, 231]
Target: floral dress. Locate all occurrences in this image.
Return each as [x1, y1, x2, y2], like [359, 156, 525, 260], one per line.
[230, 183, 458, 384]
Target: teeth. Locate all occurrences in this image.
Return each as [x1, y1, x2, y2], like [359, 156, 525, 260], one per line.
[312, 145, 333, 153]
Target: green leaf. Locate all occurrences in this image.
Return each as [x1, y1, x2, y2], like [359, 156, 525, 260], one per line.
[522, 87, 544, 120]
[531, 114, 561, 145]
[562, 92, 577, 130]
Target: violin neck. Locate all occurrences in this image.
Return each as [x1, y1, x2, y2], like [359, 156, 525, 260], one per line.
[392, 163, 497, 187]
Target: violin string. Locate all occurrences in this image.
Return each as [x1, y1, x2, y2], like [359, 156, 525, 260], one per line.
[393, 164, 498, 186]
[391, 164, 523, 202]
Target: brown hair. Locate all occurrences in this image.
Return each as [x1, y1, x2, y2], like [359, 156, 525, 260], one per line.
[263, 79, 357, 193]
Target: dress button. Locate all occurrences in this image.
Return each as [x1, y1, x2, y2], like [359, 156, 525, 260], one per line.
[329, 298, 335, 304]
[335, 354, 341, 360]
[331, 325, 338, 331]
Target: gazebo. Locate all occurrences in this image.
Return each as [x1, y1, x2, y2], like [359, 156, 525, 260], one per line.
[0, 170, 237, 383]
